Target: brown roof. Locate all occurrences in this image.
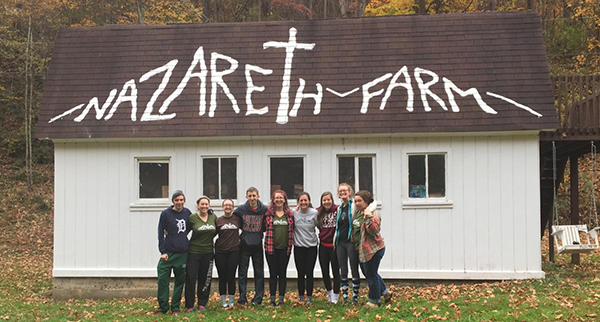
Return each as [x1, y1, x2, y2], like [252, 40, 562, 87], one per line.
[37, 12, 558, 140]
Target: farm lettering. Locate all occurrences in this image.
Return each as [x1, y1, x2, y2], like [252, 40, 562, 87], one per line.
[48, 28, 542, 125]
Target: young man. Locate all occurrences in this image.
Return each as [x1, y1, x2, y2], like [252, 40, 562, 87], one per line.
[234, 187, 267, 305]
[155, 190, 192, 315]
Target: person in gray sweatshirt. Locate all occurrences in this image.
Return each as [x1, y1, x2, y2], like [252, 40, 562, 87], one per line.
[293, 192, 318, 304]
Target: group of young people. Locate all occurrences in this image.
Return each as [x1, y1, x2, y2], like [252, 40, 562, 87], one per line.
[154, 184, 392, 315]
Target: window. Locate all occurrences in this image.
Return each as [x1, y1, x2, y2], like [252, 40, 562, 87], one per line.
[138, 160, 169, 199]
[203, 157, 237, 200]
[338, 155, 374, 193]
[270, 157, 304, 199]
[408, 153, 446, 199]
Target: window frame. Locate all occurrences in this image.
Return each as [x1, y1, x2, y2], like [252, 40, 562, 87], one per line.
[130, 155, 173, 211]
[402, 149, 452, 209]
[201, 155, 239, 205]
[267, 154, 306, 204]
[336, 154, 376, 195]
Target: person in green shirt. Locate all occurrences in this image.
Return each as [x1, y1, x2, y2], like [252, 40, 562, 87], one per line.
[185, 196, 217, 311]
[264, 190, 294, 306]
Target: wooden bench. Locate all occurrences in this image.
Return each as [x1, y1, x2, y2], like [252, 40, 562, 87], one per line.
[551, 225, 600, 254]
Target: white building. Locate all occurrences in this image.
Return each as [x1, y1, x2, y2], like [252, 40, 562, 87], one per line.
[38, 12, 557, 298]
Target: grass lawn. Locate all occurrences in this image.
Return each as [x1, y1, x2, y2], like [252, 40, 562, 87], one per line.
[0, 248, 599, 321]
[1, 163, 599, 321]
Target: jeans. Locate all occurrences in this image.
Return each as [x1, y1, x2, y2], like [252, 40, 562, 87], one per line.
[238, 243, 264, 304]
[359, 248, 387, 303]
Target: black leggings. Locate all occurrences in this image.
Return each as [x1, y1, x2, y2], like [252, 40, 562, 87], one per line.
[319, 244, 340, 293]
[265, 249, 290, 297]
[214, 250, 239, 295]
[294, 246, 317, 297]
[185, 252, 213, 308]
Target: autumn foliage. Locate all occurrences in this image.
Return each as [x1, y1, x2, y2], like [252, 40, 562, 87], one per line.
[0, 3, 599, 319]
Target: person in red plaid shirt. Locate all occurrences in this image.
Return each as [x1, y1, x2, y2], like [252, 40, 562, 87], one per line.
[264, 190, 294, 306]
[352, 190, 393, 307]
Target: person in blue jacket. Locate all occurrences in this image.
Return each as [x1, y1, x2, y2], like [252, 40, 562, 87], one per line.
[155, 190, 192, 315]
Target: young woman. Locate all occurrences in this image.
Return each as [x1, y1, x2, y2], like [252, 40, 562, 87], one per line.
[215, 199, 242, 308]
[334, 183, 361, 303]
[352, 190, 392, 307]
[185, 196, 217, 311]
[264, 190, 294, 306]
[317, 191, 340, 303]
[293, 192, 318, 304]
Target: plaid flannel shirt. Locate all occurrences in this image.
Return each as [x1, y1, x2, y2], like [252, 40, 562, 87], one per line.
[358, 209, 385, 263]
[264, 209, 294, 255]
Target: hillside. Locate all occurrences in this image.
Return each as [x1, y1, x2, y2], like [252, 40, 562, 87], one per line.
[0, 153, 54, 297]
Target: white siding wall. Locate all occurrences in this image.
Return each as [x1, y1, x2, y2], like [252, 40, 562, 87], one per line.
[53, 134, 544, 279]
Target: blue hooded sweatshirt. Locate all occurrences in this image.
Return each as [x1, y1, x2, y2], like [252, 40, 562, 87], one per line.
[158, 205, 192, 254]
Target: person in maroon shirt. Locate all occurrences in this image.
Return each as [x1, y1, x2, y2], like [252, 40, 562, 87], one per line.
[215, 199, 242, 308]
[317, 191, 340, 303]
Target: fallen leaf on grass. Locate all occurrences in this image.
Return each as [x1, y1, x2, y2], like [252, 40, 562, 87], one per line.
[344, 309, 358, 319]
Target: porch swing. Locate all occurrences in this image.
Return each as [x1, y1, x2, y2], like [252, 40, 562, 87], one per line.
[551, 141, 600, 254]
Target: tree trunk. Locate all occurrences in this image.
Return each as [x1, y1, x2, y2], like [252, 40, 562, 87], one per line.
[339, 0, 350, 17]
[526, 0, 533, 10]
[202, 0, 212, 22]
[416, 0, 426, 14]
[356, 0, 369, 17]
[136, 0, 145, 24]
[24, 7, 33, 189]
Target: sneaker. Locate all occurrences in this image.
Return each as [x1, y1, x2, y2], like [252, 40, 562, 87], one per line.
[229, 303, 235, 308]
[251, 301, 261, 306]
[185, 308, 195, 312]
[364, 302, 379, 308]
[332, 292, 339, 304]
[270, 300, 277, 306]
[383, 291, 393, 303]
[152, 311, 165, 316]
[222, 303, 229, 309]
[171, 311, 180, 315]
[198, 305, 206, 311]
